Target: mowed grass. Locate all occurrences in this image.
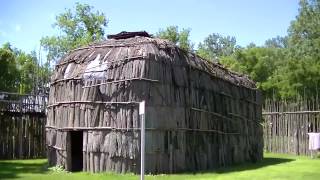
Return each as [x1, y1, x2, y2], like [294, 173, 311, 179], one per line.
[0, 153, 319, 180]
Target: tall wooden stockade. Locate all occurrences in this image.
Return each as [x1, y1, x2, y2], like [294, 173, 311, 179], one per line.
[0, 91, 47, 159]
[46, 32, 263, 174]
[263, 98, 320, 155]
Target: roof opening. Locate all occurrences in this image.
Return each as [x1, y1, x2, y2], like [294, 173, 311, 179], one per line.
[107, 31, 151, 39]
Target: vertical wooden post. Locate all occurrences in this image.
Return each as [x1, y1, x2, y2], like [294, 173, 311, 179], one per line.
[139, 101, 145, 180]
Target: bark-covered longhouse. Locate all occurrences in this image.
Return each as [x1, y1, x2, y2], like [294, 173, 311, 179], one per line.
[46, 31, 263, 174]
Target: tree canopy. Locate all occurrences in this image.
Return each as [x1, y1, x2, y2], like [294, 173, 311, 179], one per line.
[0, 43, 50, 94]
[40, 2, 108, 62]
[156, 26, 194, 51]
[197, 33, 239, 61]
[218, 0, 320, 99]
[0, 44, 20, 92]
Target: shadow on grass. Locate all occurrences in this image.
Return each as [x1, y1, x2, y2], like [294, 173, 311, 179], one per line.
[0, 160, 48, 179]
[214, 157, 294, 174]
[172, 157, 295, 175]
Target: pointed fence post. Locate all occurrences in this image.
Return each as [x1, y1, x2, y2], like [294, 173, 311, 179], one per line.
[139, 101, 145, 180]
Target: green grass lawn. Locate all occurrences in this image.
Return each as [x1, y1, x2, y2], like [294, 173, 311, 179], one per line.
[0, 153, 319, 180]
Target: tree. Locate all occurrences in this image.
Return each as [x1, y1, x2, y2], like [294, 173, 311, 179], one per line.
[261, 57, 320, 99]
[156, 26, 194, 51]
[0, 44, 20, 92]
[15, 51, 40, 94]
[197, 33, 239, 61]
[0, 42, 51, 94]
[41, 2, 108, 62]
[264, 36, 288, 48]
[222, 0, 320, 99]
[287, 0, 320, 60]
[272, 0, 320, 98]
[220, 47, 286, 98]
[247, 42, 257, 48]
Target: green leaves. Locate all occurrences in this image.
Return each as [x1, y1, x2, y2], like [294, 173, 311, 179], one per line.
[279, 0, 320, 98]
[197, 33, 238, 61]
[220, 47, 285, 97]
[218, 0, 320, 100]
[41, 3, 108, 62]
[0, 45, 20, 92]
[40, 36, 69, 63]
[0, 43, 50, 94]
[288, 0, 320, 60]
[156, 26, 194, 51]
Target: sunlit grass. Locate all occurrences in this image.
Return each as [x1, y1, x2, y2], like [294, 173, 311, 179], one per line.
[0, 153, 319, 180]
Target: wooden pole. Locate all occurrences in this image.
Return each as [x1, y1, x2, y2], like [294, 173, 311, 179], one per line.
[139, 101, 145, 180]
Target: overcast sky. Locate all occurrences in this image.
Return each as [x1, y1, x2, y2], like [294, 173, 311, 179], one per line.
[0, 0, 299, 53]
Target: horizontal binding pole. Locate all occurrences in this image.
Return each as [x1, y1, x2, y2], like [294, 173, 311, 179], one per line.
[191, 107, 261, 125]
[0, 110, 46, 114]
[241, 98, 259, 105]
[83, 78, 159, 88]
[262, 110, 320, 115]
[46, 126, 141, 131]
[189, 62, 256, 90]
[0, 99, 44, 104]
[47, 144, 64, 151]
[47, 101, 140, 108]
[177, 127, 239, 135]
[50, 77, 159, 86]
[83, 55, 146, 71]
[70, 41, 154, 52]
[0, 91, 47, 97]
[190, 107, 234, 122]
[228, 113, 262, 125]
[45, 126, 239, 135]
[50, 77, 82, 85]
[219, 91, 233, 98]
[211, 91, 258, 105]
[56, 55, 146, 67]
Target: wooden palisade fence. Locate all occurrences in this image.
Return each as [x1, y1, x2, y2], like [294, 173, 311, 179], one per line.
[0, 91, 47, 159]
[263, 98, 320, 155]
